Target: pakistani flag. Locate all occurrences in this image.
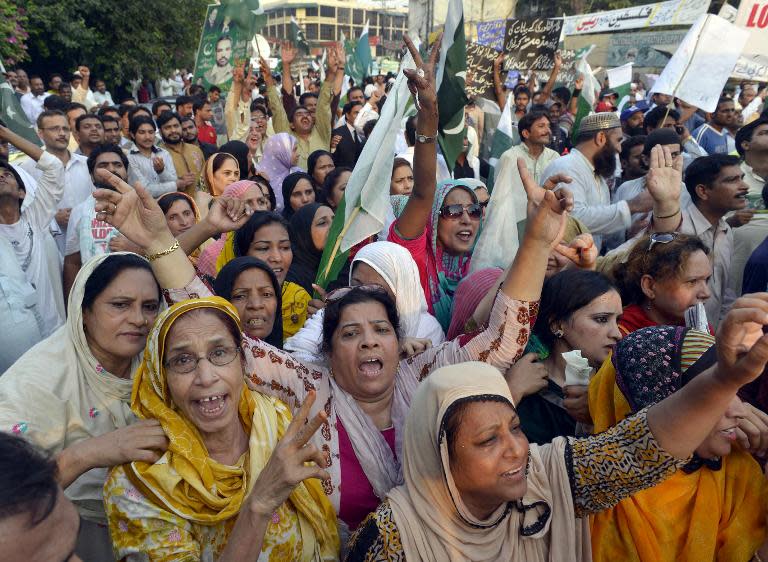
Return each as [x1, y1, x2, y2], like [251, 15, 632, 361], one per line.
[487, 93, 520, 192]
[346, 22, 372, 85]
[571, 46, 601, 140]
[0, 74, 40, 146]
[220, 0, 265, 37]
[315, 52, 417, 290]
[290, 16, 310, 55]
[608, 62, 634, 112]
[435, 0, 469, 172]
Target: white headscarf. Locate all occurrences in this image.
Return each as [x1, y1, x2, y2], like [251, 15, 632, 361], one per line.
[283, 241, 444, 364]
[0, 253, 153, 523]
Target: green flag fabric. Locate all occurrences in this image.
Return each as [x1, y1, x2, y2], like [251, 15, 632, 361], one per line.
[0, 74, 40, 146]
[219, 0, 265, 38]
[571, 46, 600, 140]
[314, 51, 417, 291]
[435, 0, 469, 174]
[290, 16, 310, 55]
[608, 62, 634, 112]
[345, 22, 372, 85]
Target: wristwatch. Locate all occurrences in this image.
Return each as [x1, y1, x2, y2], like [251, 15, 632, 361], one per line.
[416, 133, 436, 144]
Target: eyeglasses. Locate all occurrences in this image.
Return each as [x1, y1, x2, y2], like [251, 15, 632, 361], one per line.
[163, 346, 240, 374]
[647, 232, 678, 252]
[439, 203, 483, 220]
[325, 284, 387, 304]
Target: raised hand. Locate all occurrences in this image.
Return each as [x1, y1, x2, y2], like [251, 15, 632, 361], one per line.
[504, 352, 548, 403]
[715, 294, 768, 388]
[203, 196, 253, 235]
[247, 391, 330, 516]
[92, 169, 171, 251]
[233, 65, 245, 85]
[282, 42, 297, 66]
[736, 402, 768, 457]
[646, 144, 682, 207]
[402, 32, 442, 109]
[553, 233, 597, 270]
[244, 64, 258, 92]
[519, 158, 573, 248]
[258, 58, 273, 88]
[400, 337, 432, 359]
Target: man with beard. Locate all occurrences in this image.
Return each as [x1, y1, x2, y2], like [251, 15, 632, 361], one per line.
[618, 135, 647, 185]
[541, 112, 653, 250]
[621, 104, 645, 139]
[204, 35, 234, 86]
[158, 112, 202, 197]
[100, 115, 122, 145]
[180, 115, 217, 161]
[73, 114, 104, 157]
[13, 68, 30, 98]
[492, 110, 561, 240]
[20, 76, 50, 124]
[63, 145, 129, 298]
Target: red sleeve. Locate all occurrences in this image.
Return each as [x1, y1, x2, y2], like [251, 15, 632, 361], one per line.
[387, 220, 430, 308]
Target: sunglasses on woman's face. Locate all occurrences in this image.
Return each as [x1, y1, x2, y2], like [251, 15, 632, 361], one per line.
[439, 203, 483, 220]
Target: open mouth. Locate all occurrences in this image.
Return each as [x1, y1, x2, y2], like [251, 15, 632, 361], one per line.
[358, 357, 383, 377]
[456, 230, 473, 242]
[720, 426, 737, 441]
[194, 393, 228, 418]
[246, 316, 268, 329]
[501, 465, 525, 481]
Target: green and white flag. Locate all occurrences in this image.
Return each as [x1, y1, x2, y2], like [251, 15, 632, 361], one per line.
[315, 52, 417, 290]
[487, 93, 520, 192]
[220, 0, 264, 37]
[435, 0, 469, 172]
[346, 22, 372, 85]
[0, 74, 40, 146]
[571, 46, 601, 140]
[290, 16, 310, 54]
[608, 62, 633, 112]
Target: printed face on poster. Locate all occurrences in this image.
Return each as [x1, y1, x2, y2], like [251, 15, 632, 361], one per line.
[193, 4, 251, 94]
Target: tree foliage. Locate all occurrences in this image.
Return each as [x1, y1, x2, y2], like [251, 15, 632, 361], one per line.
[19, 0, 209, 85]
[1, 0, 30, 66]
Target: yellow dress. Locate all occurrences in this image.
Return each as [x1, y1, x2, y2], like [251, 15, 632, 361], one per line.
[282, 281, 310, 341]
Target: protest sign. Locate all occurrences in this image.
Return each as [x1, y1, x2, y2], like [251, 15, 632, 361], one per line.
[564, 0, 711, 36]
[606, 30, 687, 68]
[733, 53, 768, 81]
[735, 0, 768, 56]
[466, 43, 499, 99]
[651, 14, 749, 112]
[503, 18, 563, 71]
[193, 4, 253, 94]
[476, 19, 506, 51]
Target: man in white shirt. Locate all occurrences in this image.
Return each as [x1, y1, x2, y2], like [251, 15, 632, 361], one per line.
[19, 110, 94, 256]
[0, 121, 65, 341]
[19, 76, 49, 124]
[91, 80, 114, 107]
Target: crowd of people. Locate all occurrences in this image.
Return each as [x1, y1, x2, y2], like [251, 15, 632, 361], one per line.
[1, 29, 768, 562]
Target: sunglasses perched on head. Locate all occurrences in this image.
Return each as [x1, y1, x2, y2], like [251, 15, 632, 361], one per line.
[325, 284, 387, 304]
[647, 232, 678, 252]
[439, 203, 483, 220]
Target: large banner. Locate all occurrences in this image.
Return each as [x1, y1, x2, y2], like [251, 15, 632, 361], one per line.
[193, 4, 252, 94]
[606, 29, 688, 67]
[503, 18, 563, 71]
[735, 0, 768, 56]
[563, 0, 711, 36]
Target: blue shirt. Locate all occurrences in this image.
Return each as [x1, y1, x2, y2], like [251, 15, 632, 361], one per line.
[742, 235, 768, 294]
[692, 123, 734, 155]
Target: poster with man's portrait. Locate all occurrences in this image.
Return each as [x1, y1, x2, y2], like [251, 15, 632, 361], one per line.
[193, 4, 250, 94]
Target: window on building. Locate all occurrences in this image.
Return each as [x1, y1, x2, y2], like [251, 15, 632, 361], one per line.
[320, 5, 335, 18]
[320, 24, 335, 40]
[353, 9, 364, 25]
[306, 23, 318, 40]
[305, 6, 318, 17]
[338, 8, 350, 23]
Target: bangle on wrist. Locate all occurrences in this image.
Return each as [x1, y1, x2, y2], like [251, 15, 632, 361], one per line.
[145, 239, 180, 261]
[655, 208, 680, 220]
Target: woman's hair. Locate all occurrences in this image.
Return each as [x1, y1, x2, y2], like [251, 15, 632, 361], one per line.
[320, 166, 352, 206]
[391, 157, 412, 178]
[234, 211, 290, 257]
[615, 233, 710, 306]
[82, 254, 159, 310]
[249, 174, 277, 211]
[210, 152, 237, 175]
[307, 150, 333, 181]
[442, 395, 512, 457]
[220, 140, 250, 180]
[321, 287, 400, 353]
[532, 269, 618, 349]
[157, 193, 193, 215]
[281, 172, 315, 218]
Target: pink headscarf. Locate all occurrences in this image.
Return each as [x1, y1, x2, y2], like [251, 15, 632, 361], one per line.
[446, 267, 503, 340]
[196, 180, 258, 277]
[255, 132, 302, 210]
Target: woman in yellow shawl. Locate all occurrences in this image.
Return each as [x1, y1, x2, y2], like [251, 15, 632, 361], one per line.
[104, 297, 339, 561]
[589, 325, 768, 562]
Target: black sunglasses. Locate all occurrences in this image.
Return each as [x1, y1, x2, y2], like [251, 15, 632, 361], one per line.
[439, 203, 483, 220]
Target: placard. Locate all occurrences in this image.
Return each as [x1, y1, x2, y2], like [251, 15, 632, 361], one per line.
[651, 14, 749, 112]
[476, 19, 506, 52]
[192, 4, 252, 94]
[503, 19, 563, 71]
[466, 42, 499, 99]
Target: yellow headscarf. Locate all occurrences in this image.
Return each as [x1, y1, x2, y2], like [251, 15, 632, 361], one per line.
[126, 297, 339, 558]
[588, 326, 767, 562]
